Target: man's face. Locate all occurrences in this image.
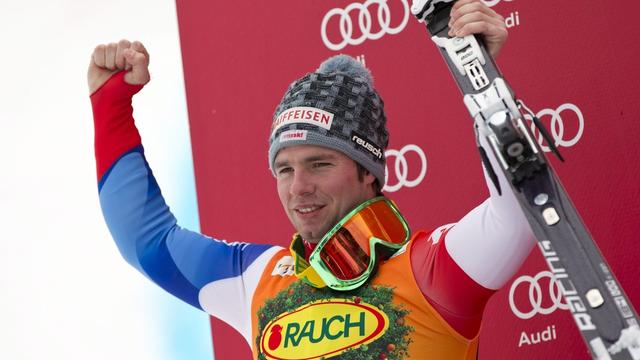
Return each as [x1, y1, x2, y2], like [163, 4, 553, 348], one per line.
[274, 145, 376, 243]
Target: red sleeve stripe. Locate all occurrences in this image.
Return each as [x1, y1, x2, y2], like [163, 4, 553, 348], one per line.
[411, 228, 495, 339]
[91, 71, 144, 182]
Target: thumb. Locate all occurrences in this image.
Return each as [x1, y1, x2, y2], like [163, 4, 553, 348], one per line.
[123, 48, 150, 86]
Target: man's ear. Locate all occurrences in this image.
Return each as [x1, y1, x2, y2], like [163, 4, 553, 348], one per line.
[363, 171, 376, 186]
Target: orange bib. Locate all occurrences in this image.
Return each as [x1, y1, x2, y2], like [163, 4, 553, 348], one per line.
[251, 231, 479, 360]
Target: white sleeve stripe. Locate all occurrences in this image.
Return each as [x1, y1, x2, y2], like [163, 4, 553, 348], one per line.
[198, 246, 283, 346]
[444, 132, 535, 290]
[445, 199, 534, 290]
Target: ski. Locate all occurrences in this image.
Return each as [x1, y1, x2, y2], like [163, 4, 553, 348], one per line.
[410, 1, 640, 359]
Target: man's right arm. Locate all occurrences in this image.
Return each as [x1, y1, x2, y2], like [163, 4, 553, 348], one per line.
[89, 40, 281, 345]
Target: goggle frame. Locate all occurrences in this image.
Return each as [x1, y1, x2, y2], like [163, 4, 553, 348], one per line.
[302, 196, 410, 291]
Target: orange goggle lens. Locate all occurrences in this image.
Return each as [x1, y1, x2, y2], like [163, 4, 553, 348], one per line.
[318, 199, 408, 281]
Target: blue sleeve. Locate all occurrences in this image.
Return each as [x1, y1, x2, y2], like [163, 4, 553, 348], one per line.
[98, 146, 274, 310]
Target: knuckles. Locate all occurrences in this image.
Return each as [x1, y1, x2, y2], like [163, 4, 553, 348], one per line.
[88, 39, 149, 92]
[91, 39, 147, 69]
[118, 39, 131, 48]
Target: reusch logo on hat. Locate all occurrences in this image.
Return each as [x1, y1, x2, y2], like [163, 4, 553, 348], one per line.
[351, 131, 383, 160]
[272, 107, 334, 135]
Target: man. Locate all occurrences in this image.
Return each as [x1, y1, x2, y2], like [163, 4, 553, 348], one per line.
[89, 0, 533, 358]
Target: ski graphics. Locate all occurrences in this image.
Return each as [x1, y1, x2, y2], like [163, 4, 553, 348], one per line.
[410, 1, 640, 359]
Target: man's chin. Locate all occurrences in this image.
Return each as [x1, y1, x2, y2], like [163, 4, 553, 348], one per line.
[299, 232, 321, 244]
[297, 227, 326, 244]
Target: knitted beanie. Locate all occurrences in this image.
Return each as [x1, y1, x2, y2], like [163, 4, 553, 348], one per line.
[268, 55, 388, 186]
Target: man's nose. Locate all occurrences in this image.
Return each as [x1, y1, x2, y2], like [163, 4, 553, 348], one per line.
[290, 169, 315, 196]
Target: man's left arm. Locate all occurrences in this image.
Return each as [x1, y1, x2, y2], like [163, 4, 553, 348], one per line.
[410, 0, 535, 338]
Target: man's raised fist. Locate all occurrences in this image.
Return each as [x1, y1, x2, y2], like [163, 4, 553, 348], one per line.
[88, 39, 150, 94]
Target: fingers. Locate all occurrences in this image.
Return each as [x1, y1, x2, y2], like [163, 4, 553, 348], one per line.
[123, 49, 147, 69]
[446, 0, 508, 56]
[130, 41, 149, 64]
[449, 11, 505, 37]
[88, 39, 150, 93]
[105, 43, 117, 70]
[448, 0, 505, 37]
[123, 42, 149, 69]
[455, 21, 506, 41]
[115, 39, 131, 69]
[452, 0, 485, 11]
[122, 41, 150, 86]
[451, 0, 495, 14]
[92, 44, 106, 68]
[90, 40, 146, 71]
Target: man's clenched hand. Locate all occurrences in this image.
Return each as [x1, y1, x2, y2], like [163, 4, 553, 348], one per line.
[88, 40, 150, 95]
[448, 0, 508, 58]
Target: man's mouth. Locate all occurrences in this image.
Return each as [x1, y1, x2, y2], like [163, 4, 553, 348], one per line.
[295, 205, 324, 214]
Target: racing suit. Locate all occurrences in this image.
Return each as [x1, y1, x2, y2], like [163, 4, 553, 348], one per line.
[92, 71, 534, 359]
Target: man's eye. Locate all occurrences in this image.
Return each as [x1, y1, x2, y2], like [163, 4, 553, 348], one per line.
[312, 162, 331, 168]
[277, 167, 293, 175]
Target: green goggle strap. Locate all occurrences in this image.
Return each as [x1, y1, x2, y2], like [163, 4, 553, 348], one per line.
[289, 234, 327, 288]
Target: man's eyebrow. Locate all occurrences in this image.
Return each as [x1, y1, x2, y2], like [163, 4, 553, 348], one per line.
[304, 153, 338, 162]
[273, 159, 289, 169]
[274, 153, 338, 168]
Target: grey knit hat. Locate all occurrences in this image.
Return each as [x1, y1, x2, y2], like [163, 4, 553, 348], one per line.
[268, 55, 389, 186]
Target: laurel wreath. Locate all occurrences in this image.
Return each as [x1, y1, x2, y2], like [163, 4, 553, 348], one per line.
[256, 281, 413, 360]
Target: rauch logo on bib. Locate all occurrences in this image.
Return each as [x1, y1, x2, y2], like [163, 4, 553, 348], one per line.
[259, 299, 389, 360]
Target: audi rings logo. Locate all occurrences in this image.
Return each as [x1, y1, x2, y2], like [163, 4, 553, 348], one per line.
[482, 0, 515, 7]
[509, 271, 569, 320]
[522, 103, 585, 153]
[383, 144, 427, 193]
[321, 0, 410, 51]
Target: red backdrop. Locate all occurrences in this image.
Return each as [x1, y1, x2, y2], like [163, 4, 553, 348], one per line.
[175, 0, 640, 358]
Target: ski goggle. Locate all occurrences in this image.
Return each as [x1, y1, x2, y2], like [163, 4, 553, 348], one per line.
[290, 196, 410, 291]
